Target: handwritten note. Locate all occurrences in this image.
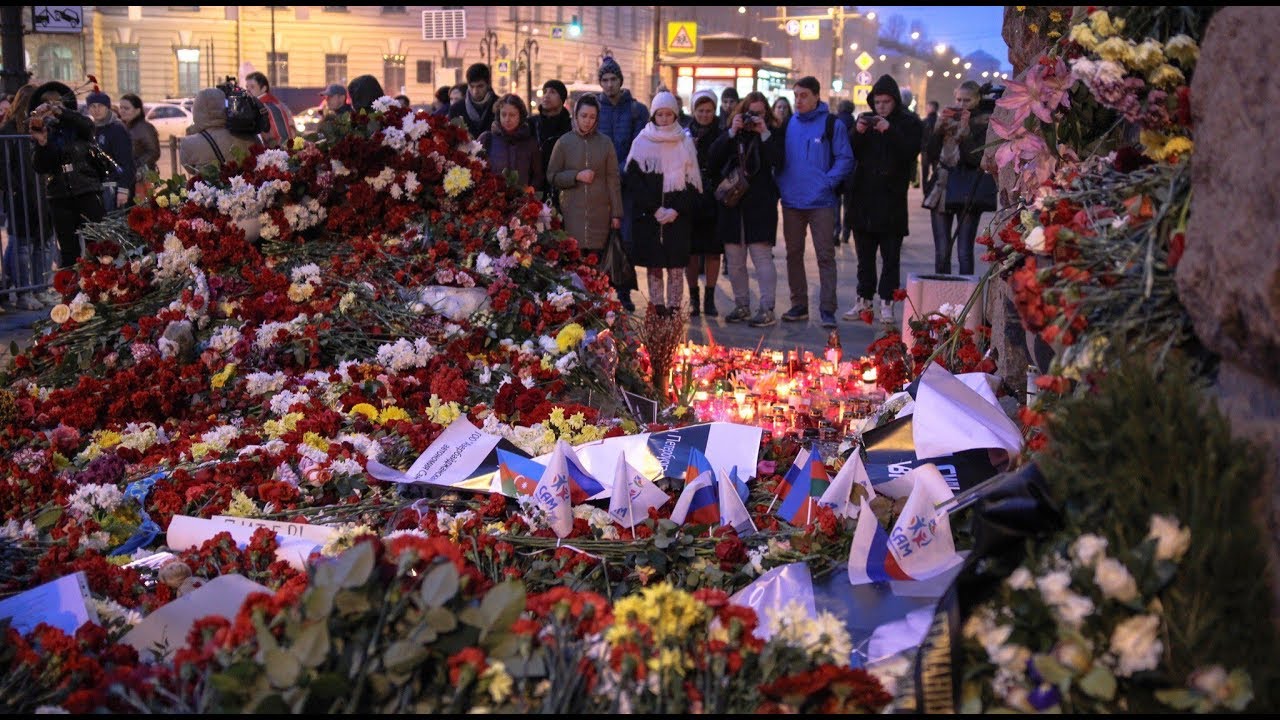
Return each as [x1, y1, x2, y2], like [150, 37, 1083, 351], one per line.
[0, 571, 99, 635]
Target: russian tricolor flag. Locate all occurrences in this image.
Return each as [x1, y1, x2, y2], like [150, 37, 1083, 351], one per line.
[775, 447, 831, 526]
[497, 449, 546, 497]
[553, 440, 607, 504]
[671, 448, 720, 526]
[847, 464, 963, 585]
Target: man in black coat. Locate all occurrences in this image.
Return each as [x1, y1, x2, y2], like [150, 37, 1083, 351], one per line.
[920, 100, 940, 197]
[448, 63, 497, 138]
[30, 81, 105, 269]
[530, 79, 573, 207]
[844, 74, 924, 329]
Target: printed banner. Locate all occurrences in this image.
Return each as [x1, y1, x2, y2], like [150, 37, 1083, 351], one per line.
[861, 415, 999, 497]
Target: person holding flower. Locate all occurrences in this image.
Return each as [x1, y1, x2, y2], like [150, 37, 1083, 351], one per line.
[546, 94, 622, 255]
[478, 94, 544, 194]
[623, 91, 702, 317]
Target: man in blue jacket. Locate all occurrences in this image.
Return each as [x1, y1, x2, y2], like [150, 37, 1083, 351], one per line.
[595, 56, 648, 311]
[775, 76, 853, 328]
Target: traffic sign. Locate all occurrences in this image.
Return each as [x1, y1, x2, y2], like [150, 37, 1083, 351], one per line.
[784, 18, 801, 36]
[855, 70, 873, 86]
[799, 19, 820, 40]
[497, 60, 510, 74]
[855, 51, 875, 71]
[853, 84, 873, 106]
[667, 21, 697, 53]
[550, 26, 564, 40]
[33, 6, 83, 34]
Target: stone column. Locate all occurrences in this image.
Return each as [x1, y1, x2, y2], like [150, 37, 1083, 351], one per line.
[1176, 6, 1280, 622]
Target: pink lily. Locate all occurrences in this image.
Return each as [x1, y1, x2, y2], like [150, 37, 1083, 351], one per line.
[996, 71, 1044, 127]
[1037, 58, 1074, 117]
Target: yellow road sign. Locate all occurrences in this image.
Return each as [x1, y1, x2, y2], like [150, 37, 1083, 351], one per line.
[667, 21, 697, 53]
[853, 84, 873, 106]
[855, 51, 875, 71]
[799, 19, 820, 40]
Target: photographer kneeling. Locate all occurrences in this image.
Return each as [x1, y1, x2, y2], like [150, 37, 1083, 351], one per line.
[708, 91, 783, 327]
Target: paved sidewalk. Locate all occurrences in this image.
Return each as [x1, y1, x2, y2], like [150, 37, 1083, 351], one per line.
[0, 303, 47, 372]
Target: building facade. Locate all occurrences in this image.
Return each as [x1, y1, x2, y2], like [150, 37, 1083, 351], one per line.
[21, 6, 656, 109]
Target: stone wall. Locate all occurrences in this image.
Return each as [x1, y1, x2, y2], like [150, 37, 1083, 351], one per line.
[1177, 6, 1280, 621]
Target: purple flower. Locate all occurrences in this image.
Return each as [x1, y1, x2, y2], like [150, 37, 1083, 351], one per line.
[1028, 683, 1062, 710]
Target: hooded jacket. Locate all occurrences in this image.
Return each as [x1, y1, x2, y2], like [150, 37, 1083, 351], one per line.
[30, 80, 102, 200]
[478, 119, 544, 191]
[775, 100, 854, 210]
[347, 75, 385, 113]
[546, 124, 623, 251]
[594, 89, 648, 173]
[849, 74, 924, 236]
[179, 88, 257, 175]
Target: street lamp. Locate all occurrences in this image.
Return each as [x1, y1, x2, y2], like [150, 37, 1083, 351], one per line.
[849, 42, 858, 51]
[518, 37, 540, 108]
[738, 6, 746, 13]
[479, 29, 499, 66]
[867, 12, 876, 20]
[926, 70, 934, 77]
[911, 31, 920, 40]
[935, 43, 947, 55]
[964, 62, 972, 69]
[952, 57, 960, 65]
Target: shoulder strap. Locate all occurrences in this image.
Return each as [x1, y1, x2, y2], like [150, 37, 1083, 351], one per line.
[200, 130, 226, 165]
[825, 113, 837, 168]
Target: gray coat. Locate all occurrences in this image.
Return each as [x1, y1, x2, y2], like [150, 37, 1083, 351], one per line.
[547, 130, 623, 251]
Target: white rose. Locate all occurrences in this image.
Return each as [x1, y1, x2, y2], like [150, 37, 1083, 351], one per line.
[1053, 591, 1095, 629]
[1006, 566, 1035, 591]
[1035, 570, 1072, 605]
[1094, 556, 1139, 602]
[1147, 514, 1191, 562]
[1023, 226, 1046, 253]
[1070, 533, 1109, 567]
[1110, 614, 1163, 677]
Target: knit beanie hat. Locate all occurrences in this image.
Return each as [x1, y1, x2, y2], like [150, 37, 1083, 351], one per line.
[691, 89, 718, 110]
[649, 91, 679, 119]
[542, 79, 568, 102]
[598, 56, 624, 82]
[86, 91, 111, 106]
[720, 87, 740, 104]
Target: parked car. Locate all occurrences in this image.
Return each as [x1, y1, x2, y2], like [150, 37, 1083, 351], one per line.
[293, 105, 325, 135]
[146, 101, 195, 144]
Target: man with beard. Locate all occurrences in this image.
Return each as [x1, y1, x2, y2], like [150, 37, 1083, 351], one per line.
[448, 63, 497, 138]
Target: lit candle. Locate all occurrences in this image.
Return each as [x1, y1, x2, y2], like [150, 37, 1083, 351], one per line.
[694, 390, 708, 402]
[861, 366, 878, 384]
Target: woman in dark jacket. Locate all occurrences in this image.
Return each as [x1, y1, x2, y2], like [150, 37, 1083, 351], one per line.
[478, 94, 544, 193]
[684, 90, 724, 318]
[118, 93, 160, 200]
[708, 91, 783, 327]
[347, 74, 385, 114]
[30, 80, 104, 269]
[925, 80, 990, 275]
[623, 91, 702, 317]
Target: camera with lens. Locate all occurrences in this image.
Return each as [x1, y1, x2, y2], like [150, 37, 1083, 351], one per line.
[978, 82, 1005, 115]
[740, 109, 761, 131]
[858, 111, 879, 124]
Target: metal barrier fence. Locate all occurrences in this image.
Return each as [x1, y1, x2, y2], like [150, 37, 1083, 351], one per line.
[0, 134, 59, 297]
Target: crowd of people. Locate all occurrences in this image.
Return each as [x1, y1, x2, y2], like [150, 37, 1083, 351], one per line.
[1, 59, 995, 335]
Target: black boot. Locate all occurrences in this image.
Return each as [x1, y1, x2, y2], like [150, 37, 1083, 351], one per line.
[689, 286, 700, 318]
[703, 290, 718, 317]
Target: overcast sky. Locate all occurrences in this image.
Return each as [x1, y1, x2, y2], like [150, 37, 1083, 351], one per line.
[859, 5, 1009, 68]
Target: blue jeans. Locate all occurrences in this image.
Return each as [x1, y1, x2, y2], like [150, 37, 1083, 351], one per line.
[930, 208, 981, 275]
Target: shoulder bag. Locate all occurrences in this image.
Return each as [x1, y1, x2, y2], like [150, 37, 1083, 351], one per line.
[714, 142, 750, 208]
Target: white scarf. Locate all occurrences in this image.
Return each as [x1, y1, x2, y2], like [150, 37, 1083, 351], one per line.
[625, 121, 703, 194]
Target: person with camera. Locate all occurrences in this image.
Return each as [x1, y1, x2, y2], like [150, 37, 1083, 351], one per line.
[623, 91, 702, 318]
[85, 91, 134, 211]
[924, 80, 994, 276]
[775, 76, 853, 329]
[843, 74, 924, 329]
[179, 87, 258, 176]
[709, 91, 783, 327]
[29, 81, 104, 270]
[685, 90, 724, 318]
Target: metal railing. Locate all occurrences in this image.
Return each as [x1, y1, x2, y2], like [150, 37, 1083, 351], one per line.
[0, 134, 58, 295]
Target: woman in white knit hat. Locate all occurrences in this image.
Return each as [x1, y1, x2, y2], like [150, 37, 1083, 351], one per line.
[623, 91, 702, 317]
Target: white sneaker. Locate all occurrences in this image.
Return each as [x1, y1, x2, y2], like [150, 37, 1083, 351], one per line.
[16, 294, 44, 311]
[878, 300, 895, 326]
[842, 297, 873, 320]
[37, 289, 62, 306]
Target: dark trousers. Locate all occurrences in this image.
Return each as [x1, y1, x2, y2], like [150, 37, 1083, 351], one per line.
[930, 208, 981, 275]
[52, 192, 105, 268]
[852, 230, 904, 302]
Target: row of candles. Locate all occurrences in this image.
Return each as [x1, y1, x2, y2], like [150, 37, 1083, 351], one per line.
[668, 340, 887, 440]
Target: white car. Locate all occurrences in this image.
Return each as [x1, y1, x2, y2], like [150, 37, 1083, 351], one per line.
[146, 101, 195, 145]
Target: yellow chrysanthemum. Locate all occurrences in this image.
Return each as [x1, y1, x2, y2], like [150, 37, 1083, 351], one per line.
[190, 442, 213, 460]
[96, 430, 123, 449]
[264, 412, 304, 438]
[287, 282, 314, 303]
[224, 489, 260, 518]
[481, 661, 514, 704]
[1069, 23, 1099, 51]
[378, 406, 410, 424]
[155, 194, 170, 208]
[210, 363, 237, 390]
[1131, 40, 1165, 72]
[71, 305, 95, 323]
[424, 394, 463, 425]
[1089, 10, 1123, 38]
[555, 323, 585, 353]
[291, 136, 306, 151]
[548, 406, 567, 429]
[1095, 37, 1135, 65]
[350, 402, 379, 420]
[647, 647, 690, 676]
[1164, 34, 1199, 65]
[1148, 63, 1186, 89]
[1162, 136, 1194, 160]
[443, 166, 473, 197]
[302, 431, 330, 452]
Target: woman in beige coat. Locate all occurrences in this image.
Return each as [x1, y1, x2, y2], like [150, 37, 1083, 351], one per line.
[546, 94, 622, 251]
[179, 88, 257, 176]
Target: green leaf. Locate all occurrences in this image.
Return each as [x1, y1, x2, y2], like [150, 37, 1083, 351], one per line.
[290, 620, 330, 668]
[333, 589, 372, 616]
[265, 647, 301, 688]
[33, 506, 63, 530]
[209, 672, 248, 696]
[424, 606, 457, 633]
[476, 580, 525, 638]
[304, 586, 336, 619]
[313, 542, 375, 590]
[1154, 688, 1200, 710]
[419, 561, 460, 608]
[1032, 654, 1073, 686]
[1077, 665, 1116, 700]
[382, 639, 428, 675]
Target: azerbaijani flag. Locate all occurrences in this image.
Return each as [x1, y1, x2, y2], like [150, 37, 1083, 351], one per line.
[497, 449, 546, 497]
[671, 448, 720, 526]
[776, 447, 831, 526]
